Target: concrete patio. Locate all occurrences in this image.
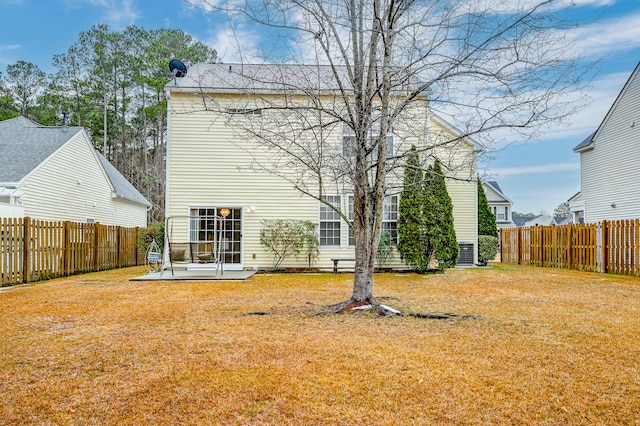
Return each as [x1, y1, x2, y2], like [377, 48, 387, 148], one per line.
[131, 267, 257, 281]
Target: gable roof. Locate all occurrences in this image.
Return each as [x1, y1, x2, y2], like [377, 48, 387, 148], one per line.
[0, 116, 84, 183]
[483, 180, 512, 204]
[0, 116, 150, 207]
[574, 61, 640, 153]
[96, 152, 150, 206]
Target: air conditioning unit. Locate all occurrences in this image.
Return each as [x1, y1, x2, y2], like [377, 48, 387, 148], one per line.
[458, 243, 474, 265]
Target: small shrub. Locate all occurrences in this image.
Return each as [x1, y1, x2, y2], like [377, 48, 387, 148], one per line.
[138, 222, 164, 254]
[259, 219, 319, 270]
[376, 231, 396, 269]
[478, 235, 499, 266]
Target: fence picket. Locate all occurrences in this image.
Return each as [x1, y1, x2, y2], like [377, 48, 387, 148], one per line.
[501, 220, 640, 277]
[0, 217, 140, 287]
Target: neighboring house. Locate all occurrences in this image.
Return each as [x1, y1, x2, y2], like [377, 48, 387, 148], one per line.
[482, 180, 515, 229]
[512, 215, 569, 227]
[165, 63, 478, 270]
[571, 62, 640, 223]
[0, 116, 149, 227]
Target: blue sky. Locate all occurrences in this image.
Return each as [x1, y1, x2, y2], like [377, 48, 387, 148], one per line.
[1, 0, 639, 215]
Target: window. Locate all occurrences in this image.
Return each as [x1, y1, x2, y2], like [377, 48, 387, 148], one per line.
[348, 195, 355, 247]
[342, 125, 394, 159]
[494, 206, 506, 221]
[382, 195, 399, 245]
[319, 196, 341, 247]
[347, 195, 398, 246]
[189, 207, 242, 264]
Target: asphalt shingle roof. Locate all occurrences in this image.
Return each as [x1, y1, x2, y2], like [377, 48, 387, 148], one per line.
[0, 116, 149, 206]
[96, 152, 150, 206]
[0, 116, 83, 182]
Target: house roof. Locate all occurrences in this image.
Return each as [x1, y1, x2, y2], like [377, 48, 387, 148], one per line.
[96, 152, 150, 206]
[574, 61, 640, 153]
[483, 180, 513, 204]
[573, 131, 595, 152]
[0, 116, 150, 207]
[0, 116, 84, 183]
[166, 63, 417, 95]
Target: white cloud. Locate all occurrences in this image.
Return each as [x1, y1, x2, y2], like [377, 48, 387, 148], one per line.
[489, 162, 580, 177]
[0, 44, 20, 67]
[206, 24, 263, 63]
[569, 13, 640, 57]
[62, 0, 140, 29]
[184, 0, 216, 13]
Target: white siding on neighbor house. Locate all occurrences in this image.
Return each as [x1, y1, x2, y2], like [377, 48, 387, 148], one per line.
[19, 131, 146, 227]
[580, 68, 640, 223]
[168, 92, 478, 269]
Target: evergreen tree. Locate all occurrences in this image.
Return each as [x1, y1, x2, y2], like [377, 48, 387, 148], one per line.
[398, 146, 430, 271]
[478, 180, 498, 237]
[424, 161, 459, 268]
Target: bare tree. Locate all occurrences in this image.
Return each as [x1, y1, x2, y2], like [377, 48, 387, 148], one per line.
[193, 0, 589, 314]
[554, 201, 571, 217]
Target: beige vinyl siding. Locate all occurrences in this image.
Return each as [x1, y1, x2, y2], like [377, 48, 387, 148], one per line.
[20, 131, 145, 227]
[429, 118, 478, 262]
[168, 92, 478, 269]
[581, 69, 640, 223]
[168, 93, 319, 268]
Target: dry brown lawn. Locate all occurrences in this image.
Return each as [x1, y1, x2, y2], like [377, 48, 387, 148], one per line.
[1, 264, 639, 425]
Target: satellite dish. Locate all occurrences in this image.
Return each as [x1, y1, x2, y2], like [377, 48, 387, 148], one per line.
[169, 59, 187, 82]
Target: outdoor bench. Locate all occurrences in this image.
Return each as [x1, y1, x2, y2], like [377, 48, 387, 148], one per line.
[331, 258, 355, 273]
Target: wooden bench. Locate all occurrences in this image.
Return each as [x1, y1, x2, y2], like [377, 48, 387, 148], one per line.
[331, 258, 355, 273]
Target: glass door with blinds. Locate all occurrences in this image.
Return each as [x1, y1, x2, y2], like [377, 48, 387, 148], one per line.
[189, 207, 243, 268]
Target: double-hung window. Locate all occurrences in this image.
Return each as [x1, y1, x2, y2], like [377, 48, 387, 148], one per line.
[342, 125, 394, 159]
[319, 196, 341, 247]
[347, 194, 398, 246]
[382, 195, 399, 245]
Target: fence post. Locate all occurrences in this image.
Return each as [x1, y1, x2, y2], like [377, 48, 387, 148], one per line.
[22, 217, 31, 283]
[116, 226, 122, 268]
[93, 223, 100, 271]
[601, 220, 608, 273]
[517, 227, 522, 264]
[63, 221, 71, 276]
[567, 223, 573, 270]
[135, 227, 140, 266]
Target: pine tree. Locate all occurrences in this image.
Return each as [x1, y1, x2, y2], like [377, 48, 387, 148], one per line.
[478, 180, 498, 237]
[398, 146, 430, 271]
[424, 161, 459, 268]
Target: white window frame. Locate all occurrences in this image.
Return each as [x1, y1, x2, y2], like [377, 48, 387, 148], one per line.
[342, 124, 394, 159]
[347, 194, 398, 247]
[319, 196, 342, 247]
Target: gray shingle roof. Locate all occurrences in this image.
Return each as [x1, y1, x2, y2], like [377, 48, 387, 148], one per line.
[166, 63, 416, 95]
[0, 116, 83, 182]
[96, 152, 150, 206]
[0, 116, 149, 207]
[573, 131, 595, 152]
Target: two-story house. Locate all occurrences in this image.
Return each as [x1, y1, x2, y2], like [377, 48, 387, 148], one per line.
[571, 62, 640, 223]
[482, 181, 515, 229]
[165, 63, 478, 270]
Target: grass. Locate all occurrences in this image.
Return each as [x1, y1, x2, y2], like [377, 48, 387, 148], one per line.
[1, 264, 639, 425]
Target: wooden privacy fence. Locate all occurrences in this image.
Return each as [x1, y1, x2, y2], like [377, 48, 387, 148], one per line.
[1, 217, 140, 287]
[501, 219, 640, 276]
